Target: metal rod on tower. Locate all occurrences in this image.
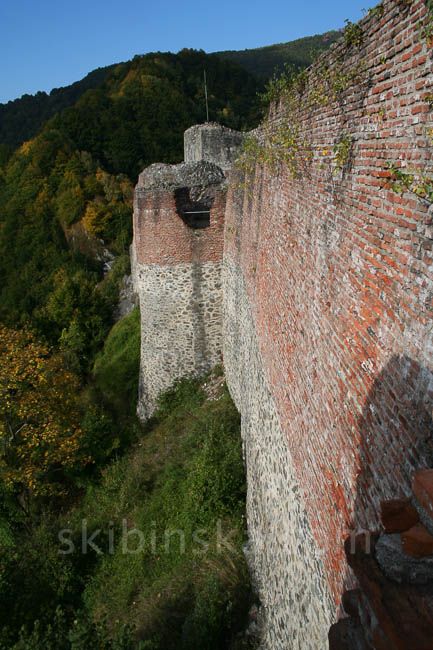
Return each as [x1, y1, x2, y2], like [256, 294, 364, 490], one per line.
[204, 70, 209, 122]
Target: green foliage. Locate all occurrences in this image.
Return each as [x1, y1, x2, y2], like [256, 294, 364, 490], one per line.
[80, 376, 249, 649]
[0, 325, 93, 496]
[261, 64, 308, 106]
[0, 137, 127, 371]
[0, 373, 252, 649]
[0, 66, 116, 150]
[0, 50, 260, 374]
[49, 50, 260, 180]
[0, 144, 12, 167]
[216, 31, 341, 80]
[0, 45, 259, 650]
[260, 55, 366, 112]
[238, 17, 368, 191]
[343, 19, 364, 48]
[93, 308, 140, 417]
[386, 162, 433, 203]
[0, 609, 142, 650]
[333, 134, 353, 173]
[364, 3, 384, 19]
[35, 267, 112, 372]
[422, 0, 433, 45]
[236, 121, 313, 181]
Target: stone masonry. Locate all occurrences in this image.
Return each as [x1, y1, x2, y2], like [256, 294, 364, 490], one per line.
[222, 0, 433, 635]
[184, 122, 246, 172]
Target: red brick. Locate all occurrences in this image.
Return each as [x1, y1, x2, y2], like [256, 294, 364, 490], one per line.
[401, 524, 433, 558]
[135, 0, 433, 610]
[381, 498, 419, 533]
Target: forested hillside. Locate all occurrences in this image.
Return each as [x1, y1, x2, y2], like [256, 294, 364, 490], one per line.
[0, 65, 116, 155]
[215, 30, 341, 79]
[0, 30, 338, 157]
[0, 47, 261, 649]
[0, 49, 260, 371]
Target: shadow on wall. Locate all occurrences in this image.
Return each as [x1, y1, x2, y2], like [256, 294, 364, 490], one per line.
[352, 354, 433, 535]
[331, 355, 433, 648]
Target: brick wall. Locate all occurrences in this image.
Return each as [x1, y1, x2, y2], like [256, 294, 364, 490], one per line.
[133, 175, 226, 267]
[223, 0, 433, 613]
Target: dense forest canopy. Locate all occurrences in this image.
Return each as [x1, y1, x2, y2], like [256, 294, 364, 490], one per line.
[215, 30, 341, 79]
[0, 30, 340, 155]
[0, 65, 116, 152]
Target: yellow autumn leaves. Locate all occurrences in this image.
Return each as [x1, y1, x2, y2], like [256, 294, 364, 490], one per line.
[0, 326, 91, 496]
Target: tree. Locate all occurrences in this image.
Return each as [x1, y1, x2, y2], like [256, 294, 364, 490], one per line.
[0, 326, 90, 496]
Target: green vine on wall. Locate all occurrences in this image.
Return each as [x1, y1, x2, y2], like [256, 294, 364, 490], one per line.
[386, 162, 433, 204]
[421, 0, 433, 45]
[236, 122, 312, 181]
[333, 134, 353, 173]
[261, 59, 366, 112]
[235, 3, 391, 186]
[365, 3, 385, 19]
[343, 19, 364, 48]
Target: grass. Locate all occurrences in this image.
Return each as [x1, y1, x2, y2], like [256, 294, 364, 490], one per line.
[93, 306, 140, 417]
[77, 375, 252, 649]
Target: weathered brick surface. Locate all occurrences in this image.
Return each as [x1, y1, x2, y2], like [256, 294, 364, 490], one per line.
[133, 188, 227, 266]
[223, 0, 433, 612]
[401, 522, 433, 557]
[133, 161, 227, 267]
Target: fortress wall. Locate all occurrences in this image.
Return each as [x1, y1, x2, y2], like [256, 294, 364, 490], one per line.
[133, 161, 226, 419]
[223, 260, 334, 648]
[133, 187, 227, 266]
[136, 261, 223, 419]
[223, 0, 433, 637]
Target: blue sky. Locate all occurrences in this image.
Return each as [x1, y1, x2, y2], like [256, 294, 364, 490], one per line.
[0, 0, 377, 104]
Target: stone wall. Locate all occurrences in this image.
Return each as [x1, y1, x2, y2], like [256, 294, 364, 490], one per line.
[136, 260, 223, 419]
[223, 259, 334, 648]
[222, 0, 433, 640]
[133, 159, 228, 419]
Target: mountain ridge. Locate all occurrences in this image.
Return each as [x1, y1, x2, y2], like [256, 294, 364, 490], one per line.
[0, 30, 340, 153]
[214, 29, 341, 79]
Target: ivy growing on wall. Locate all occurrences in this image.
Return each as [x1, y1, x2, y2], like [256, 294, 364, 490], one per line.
[386, 163, 433, 204]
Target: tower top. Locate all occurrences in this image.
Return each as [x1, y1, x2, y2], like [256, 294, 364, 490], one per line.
[184, 122, 246, 172]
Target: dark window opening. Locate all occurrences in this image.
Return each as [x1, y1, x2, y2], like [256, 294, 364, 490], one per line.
[174, 187, 213, 229]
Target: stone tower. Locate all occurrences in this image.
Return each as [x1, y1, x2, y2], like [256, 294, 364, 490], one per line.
[184, 122, 246, 171]
[132, 124, 245, 420]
